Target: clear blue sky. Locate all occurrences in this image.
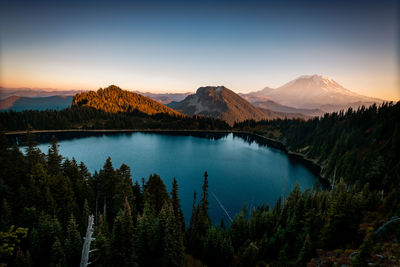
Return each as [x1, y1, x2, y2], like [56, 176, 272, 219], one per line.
[0, 0, 399, 100]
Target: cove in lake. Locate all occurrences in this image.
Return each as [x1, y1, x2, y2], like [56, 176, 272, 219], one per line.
[34, 132, 318, 224]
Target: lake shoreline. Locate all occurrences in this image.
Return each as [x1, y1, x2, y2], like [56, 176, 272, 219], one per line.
[231, 131, 331, 189]
[5, 128, 330, 188]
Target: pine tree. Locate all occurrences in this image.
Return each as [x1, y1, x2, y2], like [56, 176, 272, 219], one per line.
[133, 181, 144, 214]
[197, 171, 211, 236]
[188, 191, 197, 234]
[200, 171, 209, 222]
[100, 157, 121, 226]
[93, 214, 111, 267]
[82, 199, 90, 233]
[159, 202, 184, 267]
[203, 227, 234, 267]
[79, 161, 91, 180]
[143, 174, 169, 214]
[185, 172, 212, 259]
[230, 204, 249, 251]
[186, 191, 197, 253]
[0, 199, 12, 231]
[296, 233, 312, 264]
[50, 172, 75, 228]
[29, 162, 56, 213]
[116, 164, 135, 218]
[111, 212, 125, 266]
[135, 202, 158, 266]
[64, 215, 82, 267]
[170, 178, 185, 233]
[30, 214, 63, 266]
[111, 198, 136, 267]
[47, 136, 62, 176]
[24, 131, 45, 169]
[50, 237, 66, 267]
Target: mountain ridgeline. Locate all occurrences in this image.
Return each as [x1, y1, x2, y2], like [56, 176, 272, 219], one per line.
[72, 85, 182, 116]
[1, 75, 385, 123]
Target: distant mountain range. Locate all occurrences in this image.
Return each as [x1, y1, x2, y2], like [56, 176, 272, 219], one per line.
[0, 87, 80, 100]
[0, 96, 73, 111]
[0, 75, 385, 123]
[137, 92, 192, 104]
[242, 74, 384, 111]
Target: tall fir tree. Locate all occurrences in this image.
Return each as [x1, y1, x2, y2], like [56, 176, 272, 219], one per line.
[47, 136, 62, 176]
[64, 215, 82, 267]
[92, 214, 111, 267]
[111, 198, 136, 267]
[159, 202, 184, 267]
[50, 237, 66, 267]
[134, 202, 158, 267]
[170, 178, 185, 233]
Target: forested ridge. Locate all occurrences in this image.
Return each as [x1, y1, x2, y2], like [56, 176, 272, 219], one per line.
[0, 102, 399, 266]
[72, 85, 181, 116]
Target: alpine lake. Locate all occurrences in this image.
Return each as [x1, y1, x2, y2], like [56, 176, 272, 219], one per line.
[28, 131, 320, 224]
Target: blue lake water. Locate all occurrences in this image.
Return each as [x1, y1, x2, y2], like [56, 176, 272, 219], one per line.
[36, 132, 317, 224]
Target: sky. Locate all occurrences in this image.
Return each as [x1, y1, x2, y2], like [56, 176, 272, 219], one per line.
[0, 0, 399, 100]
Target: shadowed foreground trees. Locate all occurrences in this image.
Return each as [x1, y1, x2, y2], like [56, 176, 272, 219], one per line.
[1, 136, 398, 266]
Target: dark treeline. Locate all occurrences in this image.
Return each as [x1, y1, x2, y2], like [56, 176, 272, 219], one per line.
[0, 106, 230, 132]
[1, 102, 399, 266]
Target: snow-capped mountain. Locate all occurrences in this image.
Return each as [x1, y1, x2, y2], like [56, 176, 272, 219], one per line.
[245, 75, 383, 110]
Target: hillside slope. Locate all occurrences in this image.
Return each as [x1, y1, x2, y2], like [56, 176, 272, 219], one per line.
[72, 85, 182, 116]
[168, 86, 267, 125]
